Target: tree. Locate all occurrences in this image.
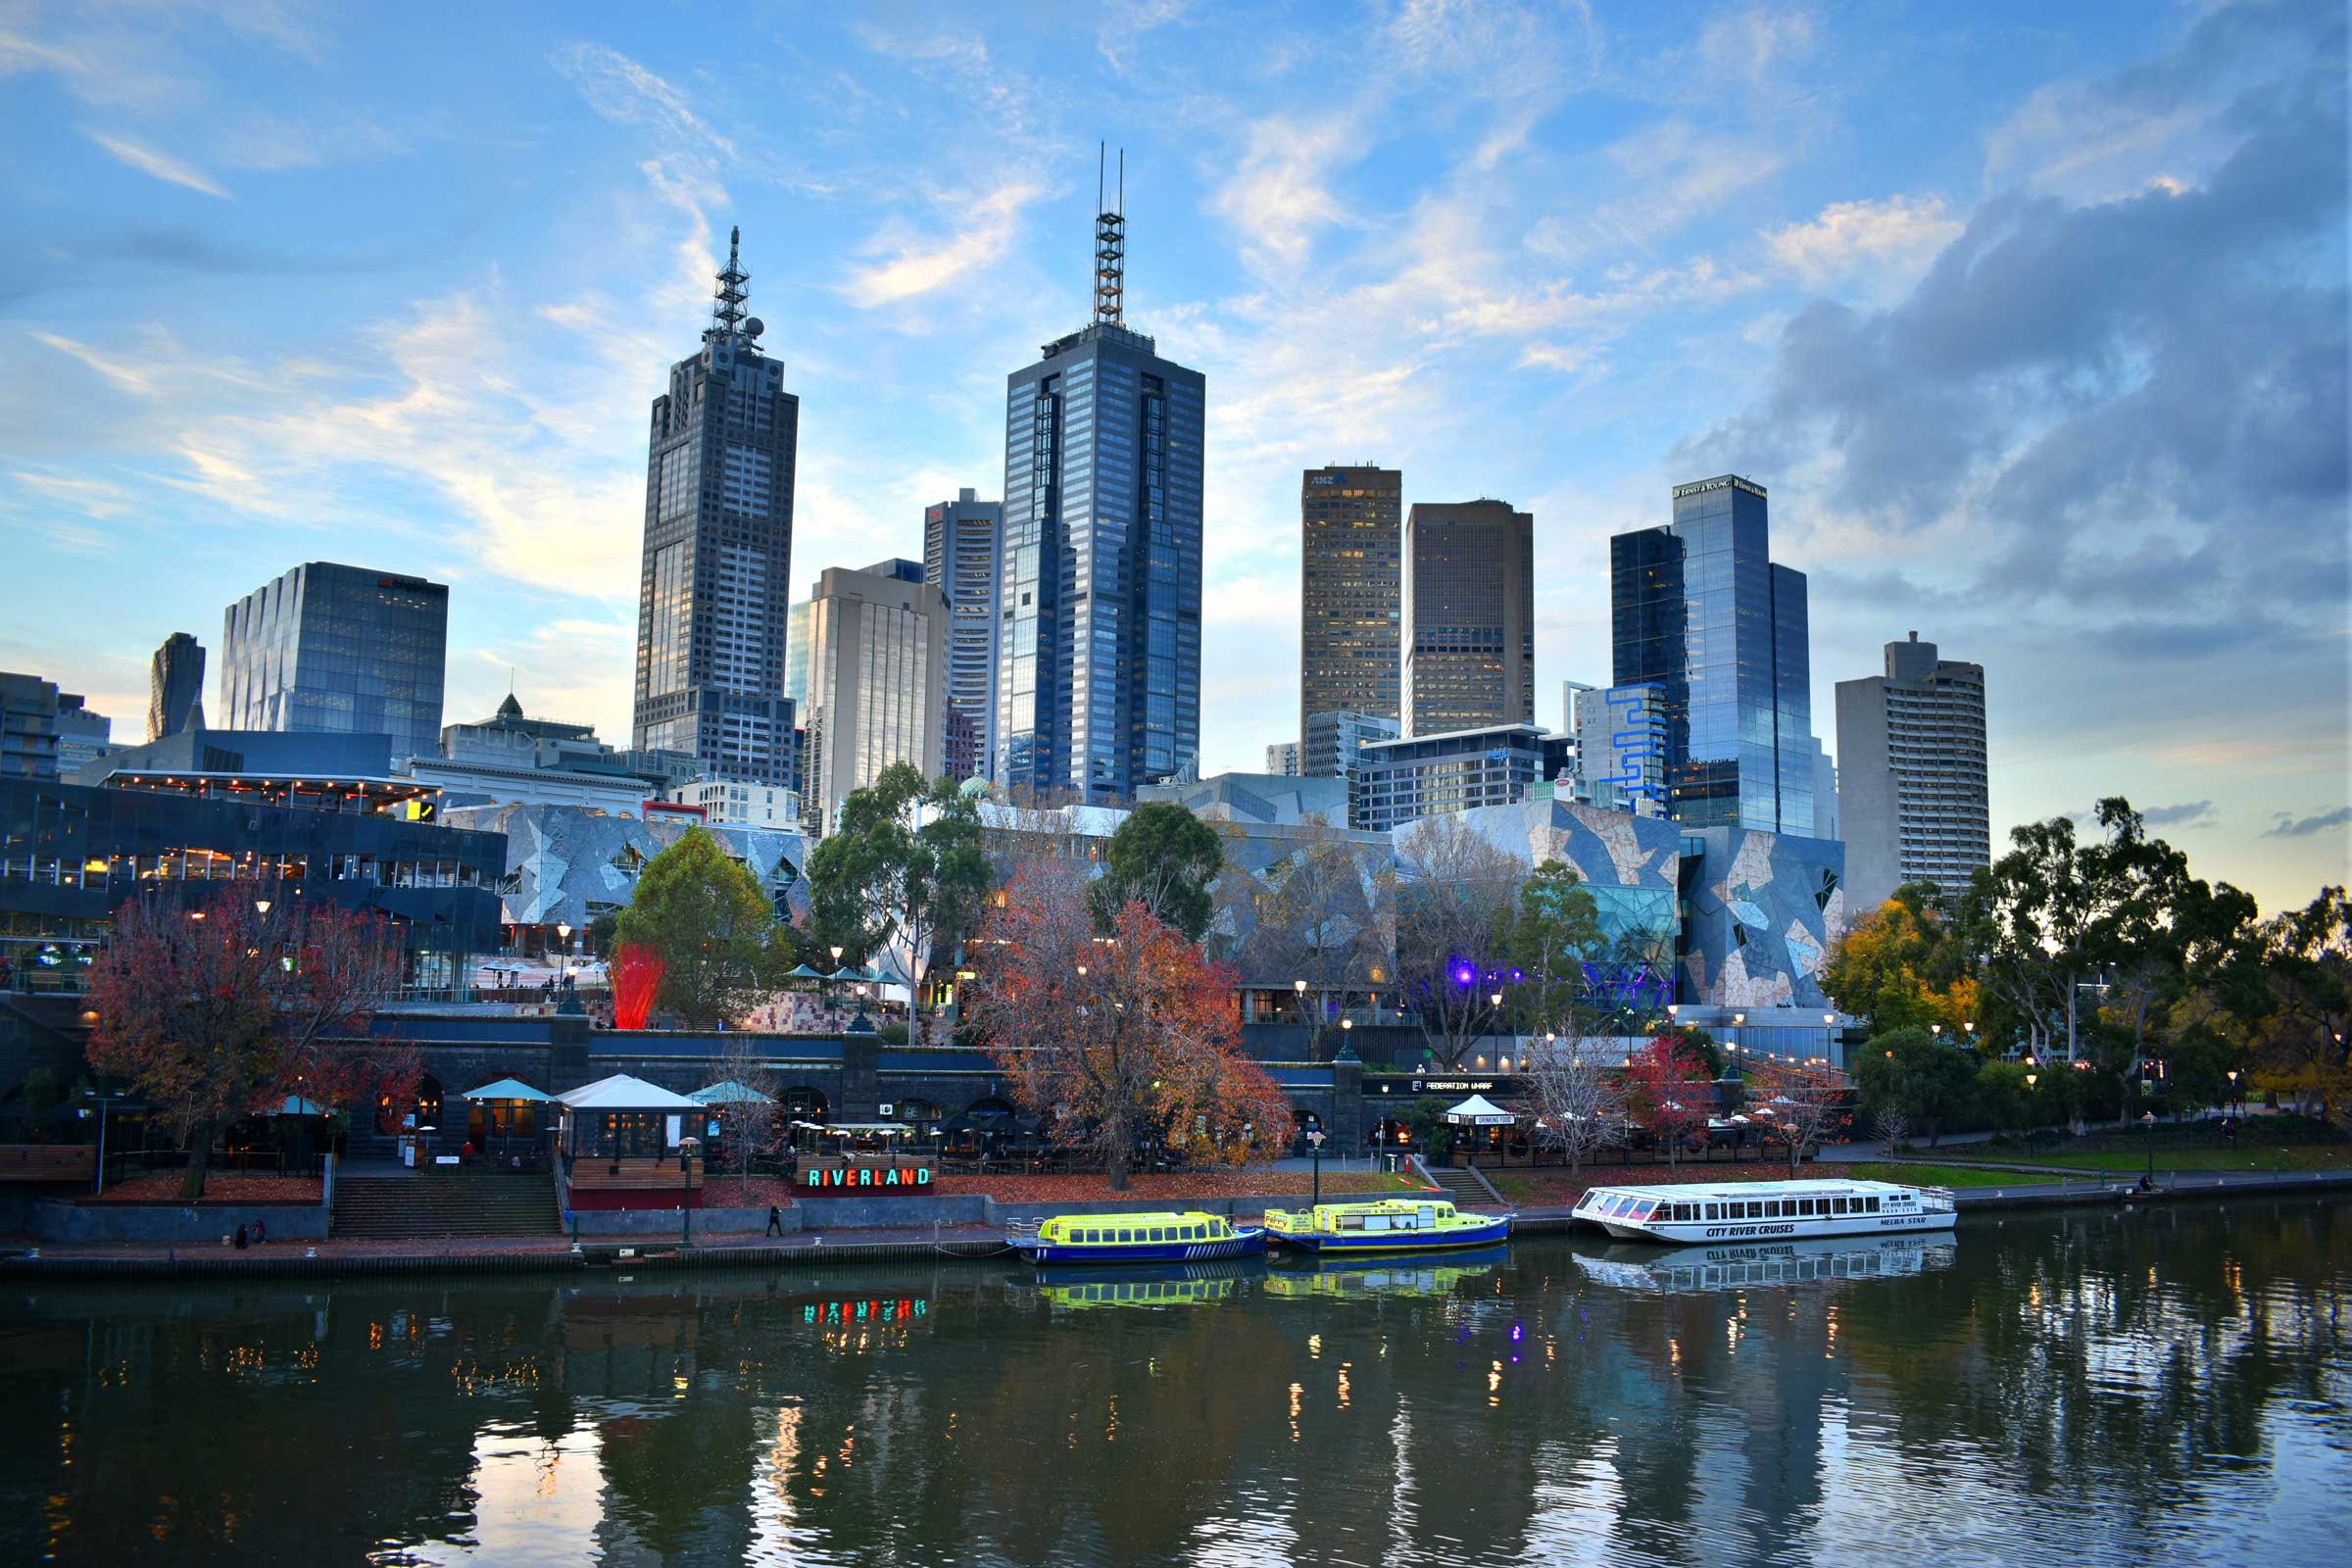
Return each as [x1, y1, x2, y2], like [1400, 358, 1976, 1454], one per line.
[1870, 1099, 1911, 1152]
[85, 886, 416, 1199]
[709, 1033, 783, 1201]
[1092, 802, 1224, 941]
[1822, 883, 1980, 1037]
[614, 826, 792, 1029]
[1620, 1035, 1711, 1172]
[1247, 813, 1393, 1060]
[1746, 1056, 1846, 1173]
[2247, 887, 2352, 1115]
[1852, 1026, 1980, 1146]
[967, 858, 1289, 1191]
[1525, 1033, 1624, 1175]
[804, 762, 990, 1036]
[1393, 814, 1525, 1070]
[1501, 859, 1604, 1036]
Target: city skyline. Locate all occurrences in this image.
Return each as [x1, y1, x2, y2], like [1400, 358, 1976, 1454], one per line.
[0, 2, 2343, 909]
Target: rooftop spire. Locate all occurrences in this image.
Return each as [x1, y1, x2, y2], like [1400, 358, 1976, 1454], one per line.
[1093, 144, 1125, 326]
[710, 224, 749, 338]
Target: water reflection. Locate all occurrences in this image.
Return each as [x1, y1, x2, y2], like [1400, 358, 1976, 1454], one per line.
[0, 1200, 2341, 1565]
[1574, 1233, 1960, 1294]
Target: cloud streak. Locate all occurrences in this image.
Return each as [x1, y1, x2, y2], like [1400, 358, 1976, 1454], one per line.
[83, 131, 230, 198]
[2267, 807, 2352, 840]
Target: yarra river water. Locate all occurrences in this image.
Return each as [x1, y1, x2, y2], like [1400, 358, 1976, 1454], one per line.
[1, 1200, 2346, 1567]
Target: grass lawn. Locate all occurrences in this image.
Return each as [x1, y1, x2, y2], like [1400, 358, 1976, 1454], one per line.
[1984, 1145, 2352, 1175]
[1844, 1162, 2068, 1189]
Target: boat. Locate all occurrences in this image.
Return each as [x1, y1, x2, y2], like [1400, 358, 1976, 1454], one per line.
[1260, 1197, 1512, 1254]
[1573, 1233, 1959, 1293]
[1571, 1177, 1955, 1244]
[1010, 1210, 1265, 1266]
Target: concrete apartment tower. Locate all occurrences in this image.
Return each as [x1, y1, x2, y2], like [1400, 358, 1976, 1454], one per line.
[631, 227, 800, 786]
[1835, 632, 1989, 914]
[1401, 499, 1534, 736]
[997, 149, 1204, 800]
[804, 560, 948, 836]
[923, 489, 1004, 781]
[147, 632, 205, 741]
[1299, 466, 1402, 746]
[220, 563, 448, 760]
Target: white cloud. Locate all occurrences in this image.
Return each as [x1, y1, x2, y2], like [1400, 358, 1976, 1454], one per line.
[32, 331, 159, 394]
[1099, 0, 1190, 74]
[1760, 193, 1963, 297]
[552, 41, 736, 163]
[1207, 114, 1362, 278]
[840, 180, 1048, 309]
[83, 130, 231, 198]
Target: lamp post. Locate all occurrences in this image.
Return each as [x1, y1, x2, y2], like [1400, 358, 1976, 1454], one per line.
[2227, 1068, 2240, 1119]
[2140, 1110, 2156, 1183]
[1306, 1127, 1326, 1206]
[2024, 1072, 2037, 1134]
[678, 1134, 701, 1242]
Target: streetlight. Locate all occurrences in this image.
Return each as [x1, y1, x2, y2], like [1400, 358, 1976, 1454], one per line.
[2025, 1072, 2038, 1134]
[2140, 1110, 2157, 1184]
[678, 1134, 702, 1242]
[2227, 1068, 2240, 1118]
[255, 899, 271, 915]
[1306, 1127, 1326, 1206]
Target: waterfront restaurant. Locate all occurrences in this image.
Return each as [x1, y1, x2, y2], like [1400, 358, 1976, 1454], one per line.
[557, 1074, 707, 1209]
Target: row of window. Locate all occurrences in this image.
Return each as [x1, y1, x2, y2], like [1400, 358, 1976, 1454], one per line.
[1063, 1221, 1228, 1245]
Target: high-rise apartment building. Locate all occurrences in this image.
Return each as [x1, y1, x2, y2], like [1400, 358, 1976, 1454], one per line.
[1, 673, 66, 779]
[997, 160, 1204, 801]
[1265, 741, 1300, 775]
[1401, 500, 1534, 737]
[804, 561, 948, 835]
[1835, 632, 1988, 912]
[923, 488, 1004, 781]
[147, 632, 205, 741]
[1299, 466, 1402, 743]
[631, 228, 799, 787]
[1571, 683, 1669, 816]
[1611, 475, 1817, 834]
[220, 563, 449, 760]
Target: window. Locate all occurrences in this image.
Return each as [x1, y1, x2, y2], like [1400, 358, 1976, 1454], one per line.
[1148, 1227, 1164, 1242]
[1117, 1229, 1134, 1244]
[1867, 1198, 1881, 1213]
[1704, 1203, 1720, 1220]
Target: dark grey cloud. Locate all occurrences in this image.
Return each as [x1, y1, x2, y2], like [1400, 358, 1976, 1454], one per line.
[2266, 807, 2352, 839]
[2068, 801, 2217, 830]
[1681, 0, 2348, 659]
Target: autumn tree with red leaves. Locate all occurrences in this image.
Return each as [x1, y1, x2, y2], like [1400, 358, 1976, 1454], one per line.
[1745, 1055, 1849, 1173]
[85, 886, 416, 1199]
[967, 858, 1291, 1191]
[1620, 1034, 1713, 1172]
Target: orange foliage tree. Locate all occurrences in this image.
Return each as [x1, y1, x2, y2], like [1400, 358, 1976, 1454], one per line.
[966, 858, 1291, 1191]
[1620, 1034, 1713, 1171]
[84, 886, 416, 1199]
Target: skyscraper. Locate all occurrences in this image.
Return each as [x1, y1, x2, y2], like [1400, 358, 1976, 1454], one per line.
[1611, 475, 1817, 834]
[220, 563, 448, 760]
[997, 153, 1204, 801]
[1401, 500, 1534, 736]
[631, 227, 799, 787]
[1299, 465, 1402, 744]
[923, 488, 1004, 781]
[1572, 682, 1669, 816]
[147, 632, 205, 741]
[804, 560, 948, 835]
[1835, 632, 1989, 912]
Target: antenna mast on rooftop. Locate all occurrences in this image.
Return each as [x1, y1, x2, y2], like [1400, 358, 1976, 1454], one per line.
[1093, 144, 1125, 326]
[710, 225, 750, 338]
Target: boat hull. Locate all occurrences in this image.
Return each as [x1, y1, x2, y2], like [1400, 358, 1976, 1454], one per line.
[1267, 1214, 1513, 1254]
[1592, 1210, 1956, 1245]
[1016, 1230, 1267, 1266]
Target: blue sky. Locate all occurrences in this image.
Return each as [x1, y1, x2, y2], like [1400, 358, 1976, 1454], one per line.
[2, 0, 2345, 912]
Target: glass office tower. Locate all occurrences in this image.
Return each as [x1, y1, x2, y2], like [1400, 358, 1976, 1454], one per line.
[220, 562, 449, 761]
[1610, 475, 1816, 835]
[923, 489, 1004, 780]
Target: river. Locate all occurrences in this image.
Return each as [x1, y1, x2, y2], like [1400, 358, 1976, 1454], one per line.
[1, 1199, 2345, 1566]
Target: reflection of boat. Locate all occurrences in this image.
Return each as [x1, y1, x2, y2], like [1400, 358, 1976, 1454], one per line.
[1573, 1232, 1960, 1293]
[1572, 1178, 1956, 1244]
[1012, 1210, 1265, 1265]
[1262, 1244, 1509, 1299]
[1262, 1198, 1511, 1254]
[1037, 1260, 1257, 1310]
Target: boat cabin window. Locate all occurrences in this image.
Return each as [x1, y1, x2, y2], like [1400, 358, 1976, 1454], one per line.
[1703, 1203, 1719, 1220]
[1866, 1198, 1881, 1212]
[1833, 1198, 1847, 1213]
[1420, 1206, 1438, 1227]
[1117, 1229, 1133, 1243]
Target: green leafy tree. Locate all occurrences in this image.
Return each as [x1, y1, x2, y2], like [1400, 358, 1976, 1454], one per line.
[1093, 802, 1224, 942]
[614, 826, 792, 1029]
[805, 763, 990, 1030]
[1501, 859, 1604, 1035]
[1852, 1026, 1981, 1146]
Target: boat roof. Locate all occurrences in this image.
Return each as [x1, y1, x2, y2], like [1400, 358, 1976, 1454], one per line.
[1303, 1198, 1454, 1215]
[1041, 1211, 1228, 1226]
[1580, 1178, 1922, 1200]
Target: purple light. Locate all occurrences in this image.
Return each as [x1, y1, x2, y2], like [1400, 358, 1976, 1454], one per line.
[1453, 964, 1474, 987]
[1510, 1321, 1524, 1343]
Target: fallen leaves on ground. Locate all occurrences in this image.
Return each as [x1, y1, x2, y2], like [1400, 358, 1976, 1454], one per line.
[91, 1174, 324, 1204]
[923, 1171, 1414, 1204]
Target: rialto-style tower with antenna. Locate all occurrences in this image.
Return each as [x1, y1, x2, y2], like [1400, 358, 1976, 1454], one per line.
[994, 145, 1205, 803]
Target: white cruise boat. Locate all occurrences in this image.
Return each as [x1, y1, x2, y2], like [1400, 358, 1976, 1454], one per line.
[1572, 1177, 1956, 1244]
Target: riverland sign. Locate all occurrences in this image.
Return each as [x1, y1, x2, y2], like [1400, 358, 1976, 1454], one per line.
[800, 1163, 935, 1193]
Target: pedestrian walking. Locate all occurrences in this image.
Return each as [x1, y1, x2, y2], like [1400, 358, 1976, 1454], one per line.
[765, 1204, 783, 1237]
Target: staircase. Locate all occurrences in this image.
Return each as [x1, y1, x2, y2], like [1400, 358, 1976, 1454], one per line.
[1416, 1156, 1504, 1208]
[333, 1172, 562, 1240]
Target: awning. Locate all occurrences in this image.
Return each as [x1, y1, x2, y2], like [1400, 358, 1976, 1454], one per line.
[463, 1078, 552, 1102]
[690, 1080, 774, 1105]
[1442, 1094, 1516, 1126]
[558, 1073, 703, 1111]
[784, 963, 828, 980]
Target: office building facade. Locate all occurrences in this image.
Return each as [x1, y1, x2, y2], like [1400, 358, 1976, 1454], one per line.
[998, 178, 1204, 802]
[1610, 475, 1816, 834]
[1572, 682, 1669, 816]
[1354, 721, 1572, 834]
[147, 632, 205, 741]
[805, 562, 949, 834]
[1299, 466, 1402, 743]
[631, 228, 800, 787]
[399, 693, 699, 815]
[53, 695, 112, 775]
[1265, 741, 1300, 776]
[923, 489, 1004, 781]
[1835, 632, 1989, 913]
[220, 562, 449, 761]
[1401, 500, 1534, 737]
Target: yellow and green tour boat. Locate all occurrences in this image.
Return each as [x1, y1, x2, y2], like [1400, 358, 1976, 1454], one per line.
[1261, 1197, 1511, 1255]
[1011, 1210, 1266, 1265]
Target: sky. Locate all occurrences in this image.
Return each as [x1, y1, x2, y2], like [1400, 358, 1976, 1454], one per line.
[1, 0, 2345, 913]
